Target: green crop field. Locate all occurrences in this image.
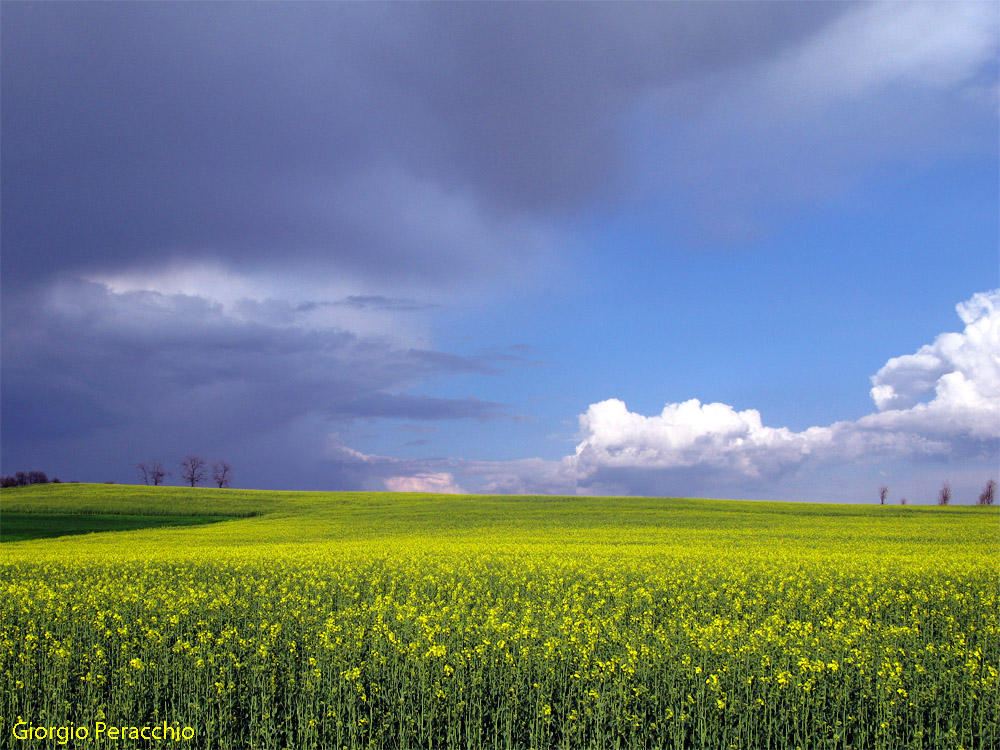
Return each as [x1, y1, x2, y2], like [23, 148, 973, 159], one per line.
[1, 485, 997, 749]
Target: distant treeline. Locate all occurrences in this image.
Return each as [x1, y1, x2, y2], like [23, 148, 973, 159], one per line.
[2, 456, 233, 490]
[0, 471, 62, 488]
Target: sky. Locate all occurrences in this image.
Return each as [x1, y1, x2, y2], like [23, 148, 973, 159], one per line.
[2, 1, 998, 504]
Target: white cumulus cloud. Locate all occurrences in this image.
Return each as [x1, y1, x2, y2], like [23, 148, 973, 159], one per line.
[866, 290, 1000, 439]
[562, 290, 999, 495]
[570, 398, 831, 480]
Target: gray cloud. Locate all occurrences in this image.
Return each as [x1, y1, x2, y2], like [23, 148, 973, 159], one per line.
[0, 281, 509, 484]
[628, 2, 998, 244]
[1, 1, 843, 291]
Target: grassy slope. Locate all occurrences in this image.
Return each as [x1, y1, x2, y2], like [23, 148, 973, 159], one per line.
[1, 483, 996, 561]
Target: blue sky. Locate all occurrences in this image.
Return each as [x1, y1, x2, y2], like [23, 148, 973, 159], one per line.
[2, 2, 997, 503]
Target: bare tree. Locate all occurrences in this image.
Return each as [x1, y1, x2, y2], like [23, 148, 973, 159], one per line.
[900, 497, 907, 506]
[180, 455, 207, 487]
[149, 461, 167, 486]
[938, 481, 951, 506]
[211, 460, 232, 489]
[978, 479, 996, 506]
[879, 485, 888, 505]
[138, 461, 168, 486]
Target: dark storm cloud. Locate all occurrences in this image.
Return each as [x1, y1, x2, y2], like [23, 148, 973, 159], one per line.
[0, 281, 508, 480]
[1, 1, 843, 288]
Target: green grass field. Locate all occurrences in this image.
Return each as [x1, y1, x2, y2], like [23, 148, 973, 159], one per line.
[1, 484, 997, 749]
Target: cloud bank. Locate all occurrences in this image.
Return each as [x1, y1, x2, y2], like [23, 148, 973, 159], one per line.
[435, 290, 998, 500]
[0, 2, 842, 296]
[564, 290, 998, 495]
[0, 279, 512, 488]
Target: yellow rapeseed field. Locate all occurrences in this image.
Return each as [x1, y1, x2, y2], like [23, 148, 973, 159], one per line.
[1, 485, 997, 749]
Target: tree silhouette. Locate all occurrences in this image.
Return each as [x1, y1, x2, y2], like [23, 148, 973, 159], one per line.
[212, 460, 232, 489]
[149, 461, 167, 486]
[180, 455, 206, 487]
[978, 479, 996, 506]
[938, 482, 951, 506]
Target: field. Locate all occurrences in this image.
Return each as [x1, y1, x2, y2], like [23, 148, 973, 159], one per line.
[1, 485, 997, 749]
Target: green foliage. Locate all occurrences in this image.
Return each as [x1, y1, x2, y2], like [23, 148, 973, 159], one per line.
[1, 485, 997, 749]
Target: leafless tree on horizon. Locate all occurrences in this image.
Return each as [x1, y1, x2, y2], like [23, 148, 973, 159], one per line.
[938, 481, 951, 506]
[180, 455, 206, 487]
[212, 460, 232, 489]
[978, 479, 996, 506]
[150, 460, 167, 486]
[138, 460, 169, 486]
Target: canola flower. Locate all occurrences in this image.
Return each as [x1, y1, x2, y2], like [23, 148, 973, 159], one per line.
[1, 486, 997, 749]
